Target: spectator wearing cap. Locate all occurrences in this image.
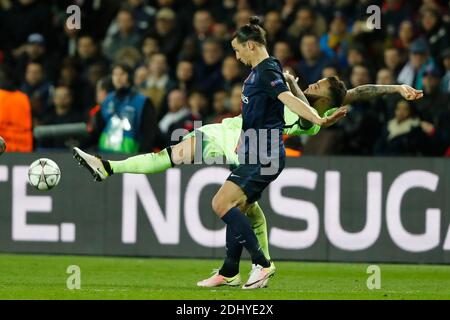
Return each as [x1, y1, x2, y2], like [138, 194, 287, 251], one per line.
[19, 61, 53, 126]
[319, 12, 351, 67]
[15, 33, 56, 82]
[397, 38, 435, 90]
[150, 7, 183, 65]
[441, 48, 450, 93]
[414, 65, 450, 155]
[296, 34, 335, 88]
[102, 6, 143, 61]
[419, 6, 450, 59]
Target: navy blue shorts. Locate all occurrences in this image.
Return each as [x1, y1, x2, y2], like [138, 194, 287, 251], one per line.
[227, 158, 285, 204]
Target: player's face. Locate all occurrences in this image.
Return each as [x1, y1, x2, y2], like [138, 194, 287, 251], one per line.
[304, 78, 330, 98]
[231, 38, 251, 66]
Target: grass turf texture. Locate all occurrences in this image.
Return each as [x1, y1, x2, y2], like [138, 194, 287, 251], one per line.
[0, 253, 449, 299]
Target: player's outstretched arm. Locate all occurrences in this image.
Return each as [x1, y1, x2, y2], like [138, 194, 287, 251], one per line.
[278, 91, 347, 126]
[343, 84, 423, 105]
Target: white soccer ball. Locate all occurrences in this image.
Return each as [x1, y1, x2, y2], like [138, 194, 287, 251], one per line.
[28, 158, 61, 191]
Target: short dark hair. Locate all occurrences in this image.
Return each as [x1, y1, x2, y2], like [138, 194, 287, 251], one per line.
[111, 62, 133, 78]
[233, 16, 267, 46]
[326, 76, 347, 107]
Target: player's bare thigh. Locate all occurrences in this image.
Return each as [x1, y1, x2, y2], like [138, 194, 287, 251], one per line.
[212, 180, 248, 217]
[170, 136, 196, 165]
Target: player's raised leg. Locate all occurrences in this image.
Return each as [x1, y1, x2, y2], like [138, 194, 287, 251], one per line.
[73, 136, 196, 181]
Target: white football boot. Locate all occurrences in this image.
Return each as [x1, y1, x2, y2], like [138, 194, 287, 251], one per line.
[242, 261, 276, 290]
[73, 147, 110, 182]
[197, 269, 242, 287]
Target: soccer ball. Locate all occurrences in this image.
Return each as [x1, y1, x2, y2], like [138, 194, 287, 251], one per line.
[28, 158, 61, 191]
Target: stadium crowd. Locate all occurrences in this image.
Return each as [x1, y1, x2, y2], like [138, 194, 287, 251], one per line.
[0, 0, 449, 156]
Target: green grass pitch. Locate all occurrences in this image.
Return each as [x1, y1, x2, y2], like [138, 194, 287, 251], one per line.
[0, 253, 449, 299]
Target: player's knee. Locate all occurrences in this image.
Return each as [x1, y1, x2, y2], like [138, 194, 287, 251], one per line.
[212, 195, 230, 217]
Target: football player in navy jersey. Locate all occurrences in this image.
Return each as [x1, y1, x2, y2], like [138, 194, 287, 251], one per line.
[209, 16, 348, 289]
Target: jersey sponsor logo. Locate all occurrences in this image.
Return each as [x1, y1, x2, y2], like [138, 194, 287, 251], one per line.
[270, 79, 284, 87]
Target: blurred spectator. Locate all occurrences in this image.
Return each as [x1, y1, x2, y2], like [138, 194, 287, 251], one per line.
[220, 56, 243, 92]
[1, 0, 53, 53]
[75, 35, 109, 82]
[273, 41, 297, 69]
[377, 68, 396, 85]
[234, 8, 254, 29]
[96, 63, 157, 153]
[397, 38, 435, 90]
[20, 61, 53, 126]
[0, 66, 33, 152]
[186, 10, 215, 59]
[14, 33, 56, 82]
[134, 65, 148, 88]
[113, 46, 143, 70]
[320, 12, 351, 67]
[374, 100, 428, 155]
[375, 68, 402, 120]
[384, 47, 405, 77]
[296, 34, 334, 88]
[419, 6, 450, 59]
[151, 8, 183, 64]
[159, 89, 190, 141]
[442, 48, 450, 93]
[287, 6, 326, 48]
[167, 90, 209, 138]
[174, 60, 195, 93]
[263, 11, 286, 53]
[141, 34, 161, 64]
[84, 76, 114, 149]
[38, 86, 84, 149]
[321, 64, 341, 78]
[102, 6, 142, 60]
[414, 66, 450, 154]
[229, 83, 244, 115]
[205, 89, 232, 124]
[338, 64, 383, 155]
[141, 53, 176, 112]
[345, 44, 365, 70]
[126, 0, 156, 32]
[393, 20, 416, 51]
[382, 0, 413, 36]
[193, 38, 224, 93]
[57, 59, 90, 114]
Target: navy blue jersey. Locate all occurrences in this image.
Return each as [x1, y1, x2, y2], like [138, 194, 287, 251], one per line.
[239, 57, 289, 163]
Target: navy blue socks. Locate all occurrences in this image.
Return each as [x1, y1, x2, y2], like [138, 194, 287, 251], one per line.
[221, 207, 270, 268]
